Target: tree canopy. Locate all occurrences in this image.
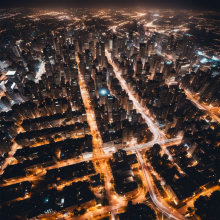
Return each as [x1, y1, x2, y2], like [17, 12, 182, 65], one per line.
[194, 190, 220, 220]
[120, 202, 156, 220]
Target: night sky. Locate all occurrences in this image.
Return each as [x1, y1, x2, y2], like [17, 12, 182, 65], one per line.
[1, 0, 220, 11]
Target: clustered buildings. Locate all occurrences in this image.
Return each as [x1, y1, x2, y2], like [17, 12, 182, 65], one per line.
[0, 8, 219, 220]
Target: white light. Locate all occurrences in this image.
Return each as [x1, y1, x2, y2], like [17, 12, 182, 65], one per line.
[200, 58, 208, 63]
[197, 51, 203, 55]
[212, 56, 219, 61]
[99, 88, 108, 96]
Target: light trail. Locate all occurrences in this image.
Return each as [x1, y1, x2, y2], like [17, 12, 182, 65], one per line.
[145, 19, 157, 27]
[136, 151, 187, 220]
[185, 90, 220, 123]
[76, 53, 117, 219]
[76, 53, 103, 156]
[0, 138, 181, 187]
[105, 49, 186, 220]
[105, 49, 165, 144]
[1, 51, 185, 220]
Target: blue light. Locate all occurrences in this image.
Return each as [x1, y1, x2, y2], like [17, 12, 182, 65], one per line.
[165, 60, 172, 65]
[101, 90, 107, 95]
[98, 88, 109, 97]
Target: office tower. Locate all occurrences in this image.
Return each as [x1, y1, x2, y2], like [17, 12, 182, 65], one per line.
[10, 42, 21, 58]
[101, 41, 105, 67]
[5, 71, 23, 91]
[113, 34, 118, 58]
[63, 64, 70, 82]
[109, 39, 113, 51]
[159, 85, 169, 107]
[129, 31, 133, 41]
[150, 54, 163, 79]
[200, 75, 220, 102]
[38, 35, 46, 48]
[162, 60, 173, 80]
[89, 41, 95, 56]
[85, 49, 92, 66]
[9, 89, 26, 104]
[161, 39, 168, 54]
[45, 63, 53, 76]
[183, 34, 195, 57]
[96, 42, 100, 59]
[69, 44, 75, 60]
[136, 60, 142, 77]
[95, 71, 103, 90]
[1, 96, 11, 110]
[175, 58, 190, 75]
[107, 95, 117, 114]
[169, 34, 175, 51]
[122, 126, 128, 145]
[147, 39, 154, 56]
[191, 69, 206, 93]
[139, 43, 146, 59]
[127, 100, 133, 114]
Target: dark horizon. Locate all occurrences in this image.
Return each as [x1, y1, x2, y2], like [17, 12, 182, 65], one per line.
[0, 3, 220, 220]
[1, 0, 220, 11]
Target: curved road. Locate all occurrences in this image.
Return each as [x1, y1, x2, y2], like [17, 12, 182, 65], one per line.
[105, 50, 186, 219]
[136, 151, 187, 220]
[185, 90, 220, 123]
[105, 49, 163, 144]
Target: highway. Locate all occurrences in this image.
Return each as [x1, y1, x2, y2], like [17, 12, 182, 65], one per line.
[64, 138, 182, 220]
[74, 52, 151, 220]
[76, 53, 118, 219]
[105, 49, 187, 220]
[0, 138, 181, 187]
[105, 49, 166, 144]
[136, 151, 187, 220]
[0, 52, 185, 220]
[185, 90, 220, 123]
[124, 137, 182, 152]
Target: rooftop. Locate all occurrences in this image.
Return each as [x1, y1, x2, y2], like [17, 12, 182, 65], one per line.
[5, 71, 16, 76]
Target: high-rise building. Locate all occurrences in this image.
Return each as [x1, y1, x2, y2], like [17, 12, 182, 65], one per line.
[139, 43, 146, 59]
[101, 41, 105, 67]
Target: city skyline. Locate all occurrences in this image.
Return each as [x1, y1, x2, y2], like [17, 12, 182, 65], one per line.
[0, 7, 220, 220]
[1, 1, 220, 11]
